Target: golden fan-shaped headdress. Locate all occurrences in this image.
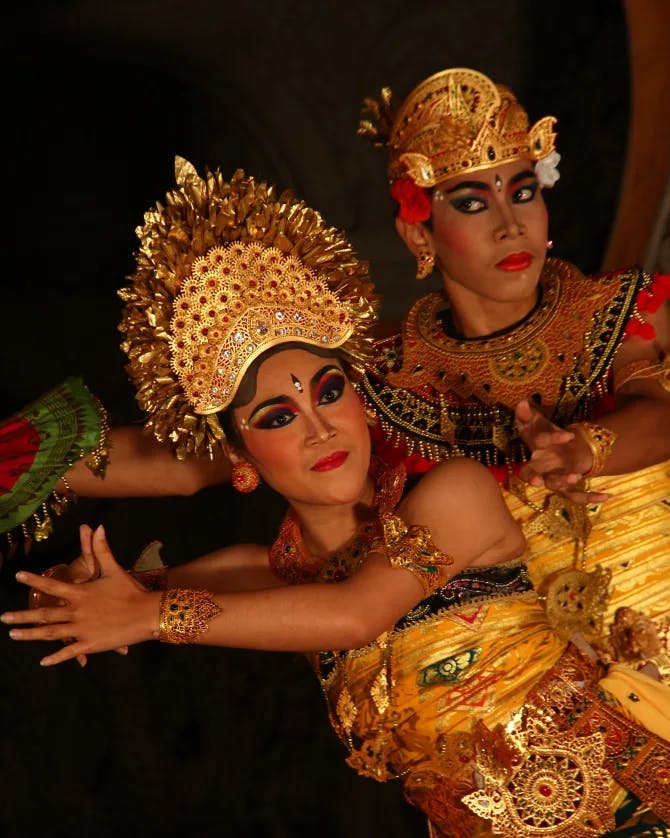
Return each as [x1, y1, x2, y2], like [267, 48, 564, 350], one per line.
[359, 67, 557, 187]
[119, 158, 379, 459]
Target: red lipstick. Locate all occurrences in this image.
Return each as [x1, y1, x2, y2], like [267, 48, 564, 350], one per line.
[311, 451, 348, 472]
[496, 252, 532, 272]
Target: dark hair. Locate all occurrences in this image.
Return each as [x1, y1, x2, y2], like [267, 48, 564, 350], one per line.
[220, 342, 346, 449]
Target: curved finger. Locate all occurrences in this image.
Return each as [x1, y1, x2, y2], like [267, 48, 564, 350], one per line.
[518, 463, 545, 487]
[514, 399, 533, 431]
[40, 642, 90, 667]
[76, 654, 88, 667]
[565, 489, 612, 505]
[115, 645, 129, 656]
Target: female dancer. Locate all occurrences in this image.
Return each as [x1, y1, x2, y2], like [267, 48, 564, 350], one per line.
[4, 160, 669, 836]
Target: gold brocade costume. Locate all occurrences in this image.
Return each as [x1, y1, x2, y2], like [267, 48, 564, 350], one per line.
[270, 463, 670, 836]
[361, 259, 670, 657]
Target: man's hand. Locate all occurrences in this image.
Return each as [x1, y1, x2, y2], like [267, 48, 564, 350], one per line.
[514, 400, 611, 504]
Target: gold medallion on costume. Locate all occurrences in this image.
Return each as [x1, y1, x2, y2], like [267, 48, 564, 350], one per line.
[463, 721, 614, 836]
[538, 565, 612, 641]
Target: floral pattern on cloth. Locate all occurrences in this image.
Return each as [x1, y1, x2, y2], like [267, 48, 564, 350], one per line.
[0, 416, 41, 496]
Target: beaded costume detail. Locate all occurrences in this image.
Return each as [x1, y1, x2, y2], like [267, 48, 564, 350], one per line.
[362, 259, 648, 467]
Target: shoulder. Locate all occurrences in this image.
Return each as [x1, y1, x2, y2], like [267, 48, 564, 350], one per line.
[400, 457, 499, 518]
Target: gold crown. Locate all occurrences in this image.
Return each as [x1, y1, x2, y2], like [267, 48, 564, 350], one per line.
[119, 159, 378, 459]
[359, 67, 557, 187]
[170, 243, 355, 414]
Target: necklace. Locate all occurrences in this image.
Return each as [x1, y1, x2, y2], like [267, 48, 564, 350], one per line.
[268, 458, 405, 584]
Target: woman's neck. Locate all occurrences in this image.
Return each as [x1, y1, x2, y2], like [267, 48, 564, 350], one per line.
[290, 475, 375, 559]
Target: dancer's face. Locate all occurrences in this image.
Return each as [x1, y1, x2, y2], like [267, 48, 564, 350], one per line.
[231, 348, 371, 507]
[403, 159, 549, 307]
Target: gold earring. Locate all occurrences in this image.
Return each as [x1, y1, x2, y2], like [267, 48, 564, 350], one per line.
[416, 249, 435, 280]
[231, 461, 261, 493]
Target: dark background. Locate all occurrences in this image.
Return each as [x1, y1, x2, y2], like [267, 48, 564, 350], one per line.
[1, 2, 630, 836]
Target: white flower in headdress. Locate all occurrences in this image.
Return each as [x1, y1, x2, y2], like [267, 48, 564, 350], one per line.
[535, 150, 561, 189]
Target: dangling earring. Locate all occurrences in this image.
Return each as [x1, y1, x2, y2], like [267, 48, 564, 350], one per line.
[364, 403, 378, 428]
[416, 248, 435, 280]
[231, 461, 260, 493]
[546, 239, 554, 250]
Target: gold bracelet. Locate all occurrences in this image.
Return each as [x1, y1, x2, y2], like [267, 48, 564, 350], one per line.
[158, 588, 221, 645]
[567, 421, 617, 477]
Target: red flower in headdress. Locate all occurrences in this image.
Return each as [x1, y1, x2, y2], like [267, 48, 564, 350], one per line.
[390, 178, 432, 223]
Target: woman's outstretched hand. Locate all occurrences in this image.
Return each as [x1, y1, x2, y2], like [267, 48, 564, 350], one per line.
[514, 400, 612, 505]
[2, 525, 159, 667]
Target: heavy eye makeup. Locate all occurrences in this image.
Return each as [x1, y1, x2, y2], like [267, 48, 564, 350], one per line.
[511, 180, 539, 203]
[449, 194, 487, 214]
[247, 400, 298, 430]
[244, 365, 346, 430]
[443, 169, 539, 215]
[314, 366, 346, 406]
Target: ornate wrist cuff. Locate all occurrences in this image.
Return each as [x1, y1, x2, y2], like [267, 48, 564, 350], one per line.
[568, 421, 617, 477]
[158, 588, 221, 645]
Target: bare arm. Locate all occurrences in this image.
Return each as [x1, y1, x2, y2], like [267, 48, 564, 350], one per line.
[60, 426, 231, 497]
[166, 544, 285, 593]
[4, 461, 524, 664]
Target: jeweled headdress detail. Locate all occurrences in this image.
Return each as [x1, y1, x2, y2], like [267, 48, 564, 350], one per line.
[359, 67, 557, 188]
[119, 159, 378, 459]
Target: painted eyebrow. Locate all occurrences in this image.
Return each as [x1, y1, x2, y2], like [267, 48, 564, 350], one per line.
[247, 364, 344, 421]
[444, 180, 489, 194]
[310, 363, 344, 388]
[445, 169, 537, 194]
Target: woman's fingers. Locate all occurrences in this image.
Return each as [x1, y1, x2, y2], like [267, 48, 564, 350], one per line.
[90, 525, 122, 576]
[40, 642, 90, 667]
[76, 524, 100, 581]
[13, 570, 75, 601]
[8, 621, 77, 642]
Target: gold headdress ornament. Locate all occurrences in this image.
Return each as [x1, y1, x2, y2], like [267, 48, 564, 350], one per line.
[359, 67, 557, 187]
[119, 159, 379, 459]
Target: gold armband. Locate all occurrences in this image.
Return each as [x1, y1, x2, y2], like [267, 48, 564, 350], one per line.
[567, 421, 617, 477]
[158, 588, 221, 645]
[614, 357, 670, 393]
[377, 513, 453, 597]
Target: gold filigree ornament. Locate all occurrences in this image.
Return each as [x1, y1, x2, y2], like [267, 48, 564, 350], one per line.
[119, 159, 379, 459]
[359, 67, 557, 187]
[336, 685, 358, 736]
[538, 565, 611, 642]
[463, 720, 614, 836]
